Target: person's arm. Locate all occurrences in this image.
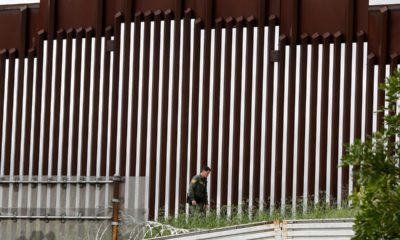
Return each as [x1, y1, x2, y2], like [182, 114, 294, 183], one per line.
[204, 181, 209, 205]
[188, 177, 197, 205]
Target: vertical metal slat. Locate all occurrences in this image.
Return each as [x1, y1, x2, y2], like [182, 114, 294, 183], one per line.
[376, 7, 388, 130]
[0, 49, 6, 176]
[23, 48, 35, 175]
[330, 32, 343, 200]
[318, 32, 331, 196]
[50, 29, 65, 175]
[70, 28, 83, 176]
[91, 0, 104, 176]
[189, 18, 202, 180]
[42, 0, 56, 176]
[231, 17, 244, 207]
[100, 26, 112, 177]
[129, 12, 143, 176]
[252, 0, 266, 207]
[178, 9, 192, 206]
[286, 0, 300, 202]
[109, 13, 122, 176]
[4, 49, 16, 176]
[119, 0, 132, 177]
[307, 33, 320, 200]
[168, 4, 182, 215]
[296, 34, 309, 200]
[242, 16, 255, 203]
[4, 48, 17, 175]
[274, 35, 286, 207]
[138, 11, 153, 177]
[61, 29, 74, 176]
[158, 10, 172, 213]
[81, 28, 94, 175]
[263, 16, 277, 207]
[354, 31, 365, 141]
[220, 17, 233, 207]
[365, 54, 376, 142]
[210, 17, 223, 205]
[149, 10, 163, 218]
[13, 6, 28, 175]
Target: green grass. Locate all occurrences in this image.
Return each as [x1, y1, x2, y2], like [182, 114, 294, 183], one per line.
[157, 202, 357, 230]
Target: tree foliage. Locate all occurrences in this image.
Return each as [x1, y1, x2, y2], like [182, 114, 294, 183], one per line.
[342, 70, 400, 239]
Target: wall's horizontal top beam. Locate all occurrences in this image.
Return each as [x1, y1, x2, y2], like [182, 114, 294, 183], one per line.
[0, 0, 398, 63]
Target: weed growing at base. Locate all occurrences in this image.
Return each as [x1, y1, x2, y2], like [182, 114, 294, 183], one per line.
[158, 202, 356, 230]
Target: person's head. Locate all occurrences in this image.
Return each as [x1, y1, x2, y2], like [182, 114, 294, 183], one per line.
[201, 166, 211, 178]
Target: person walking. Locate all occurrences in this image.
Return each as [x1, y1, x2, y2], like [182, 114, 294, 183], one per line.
[187, 166, 211, 215]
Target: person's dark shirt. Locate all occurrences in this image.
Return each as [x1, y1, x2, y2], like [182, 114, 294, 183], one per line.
[188, 174, 208, 205]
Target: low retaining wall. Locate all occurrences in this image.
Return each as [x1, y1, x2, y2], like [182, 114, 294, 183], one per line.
[153, 218, 354, 240]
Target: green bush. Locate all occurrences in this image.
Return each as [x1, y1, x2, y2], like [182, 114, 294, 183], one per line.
[342, 70, 400, 239]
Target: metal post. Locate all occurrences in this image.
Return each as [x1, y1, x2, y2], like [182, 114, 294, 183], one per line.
[112, 174, 121, 240]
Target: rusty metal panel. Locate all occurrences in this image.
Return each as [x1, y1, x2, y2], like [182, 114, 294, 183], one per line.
[0, 0, 375, 51]
[280, 0, 367, 43]
[55, 0, 96, 34]
[134, 0, 177, 15]
[369, 5, 400, 64]
[104, 0, 124, 29]
[0, 10, 21, 50]
[215, 0, 259, 23]
[388, 9, 400, 57]
[0, 4, 42, 52]
[185, 0, 279, 25]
